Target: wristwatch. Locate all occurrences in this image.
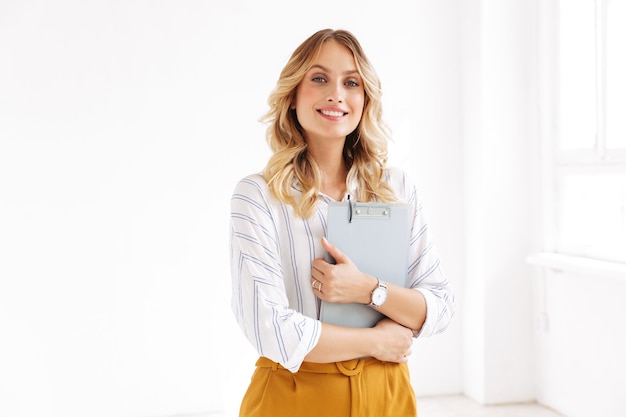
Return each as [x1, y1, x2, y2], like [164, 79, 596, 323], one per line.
[369, 278, 388, 308]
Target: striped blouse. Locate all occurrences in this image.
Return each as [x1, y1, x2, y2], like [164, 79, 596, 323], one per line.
[230, 166, 454, 372]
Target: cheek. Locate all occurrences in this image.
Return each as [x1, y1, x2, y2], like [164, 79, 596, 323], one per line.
[295, 84, 317, 107]
[352, 95, 365, 118]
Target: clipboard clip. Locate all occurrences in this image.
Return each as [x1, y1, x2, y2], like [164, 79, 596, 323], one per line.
[347, 196, 391, 222]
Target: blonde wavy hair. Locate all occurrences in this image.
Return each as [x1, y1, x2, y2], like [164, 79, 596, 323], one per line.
[261, 28, 398, 218]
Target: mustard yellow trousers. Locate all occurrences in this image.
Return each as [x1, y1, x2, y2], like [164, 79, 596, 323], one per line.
[238, 356, 417, 417]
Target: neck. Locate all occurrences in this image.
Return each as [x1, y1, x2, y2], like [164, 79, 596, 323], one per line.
[316, 156, 348, 201]
[306, 138, 348, 200]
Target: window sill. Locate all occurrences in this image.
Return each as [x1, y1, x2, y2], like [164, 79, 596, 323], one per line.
[526, 252, 626, 282]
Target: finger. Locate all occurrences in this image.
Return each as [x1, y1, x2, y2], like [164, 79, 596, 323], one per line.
[321, 237, 348, 264]
[311, 258, 328, 274]
[310, 265, 326, 282]
[310, 279, 324, 293]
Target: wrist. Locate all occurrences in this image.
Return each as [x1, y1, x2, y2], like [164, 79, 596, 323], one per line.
[368, 277, 388, 308]
[360, 274, 379, 304]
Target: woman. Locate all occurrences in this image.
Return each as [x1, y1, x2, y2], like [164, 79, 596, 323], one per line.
[230, 28, 454, 417]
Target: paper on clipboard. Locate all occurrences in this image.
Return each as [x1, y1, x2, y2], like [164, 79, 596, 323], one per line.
[319, 200, 412, 328]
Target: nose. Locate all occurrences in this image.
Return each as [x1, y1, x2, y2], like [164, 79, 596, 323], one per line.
[327, 82, 345, 103]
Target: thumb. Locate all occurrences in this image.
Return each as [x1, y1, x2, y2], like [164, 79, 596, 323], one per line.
[322, 237, 348, 264]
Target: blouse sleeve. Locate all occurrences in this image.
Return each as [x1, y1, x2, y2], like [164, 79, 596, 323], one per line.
[393, 168, 455, 337]
[229, 175, 321, 372]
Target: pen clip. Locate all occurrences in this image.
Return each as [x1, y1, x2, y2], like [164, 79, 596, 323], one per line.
[347, 195, 353, 223]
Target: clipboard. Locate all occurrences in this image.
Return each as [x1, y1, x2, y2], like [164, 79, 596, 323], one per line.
[319, 200, 412, 328]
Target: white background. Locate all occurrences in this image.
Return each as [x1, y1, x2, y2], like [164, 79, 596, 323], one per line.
[0, 1, 463, 416]
[4, 1, 624, 417]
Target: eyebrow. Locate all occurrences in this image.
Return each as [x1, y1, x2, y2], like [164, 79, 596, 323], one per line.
[309, 64, 360, 76]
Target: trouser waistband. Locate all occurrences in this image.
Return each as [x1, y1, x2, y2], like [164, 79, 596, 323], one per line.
[255, 356, 380, 376]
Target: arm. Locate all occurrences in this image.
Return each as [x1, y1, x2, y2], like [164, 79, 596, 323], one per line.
[311, 171, 454, 337]
[230, 176, 323, 372]
[304, 318, 414, 364]
[312, 237, 427, 332]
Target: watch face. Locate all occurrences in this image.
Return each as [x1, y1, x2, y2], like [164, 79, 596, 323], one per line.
[372, 287, 387, 306]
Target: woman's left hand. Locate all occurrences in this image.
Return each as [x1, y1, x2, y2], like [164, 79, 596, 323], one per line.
[310, 237, 377, 304]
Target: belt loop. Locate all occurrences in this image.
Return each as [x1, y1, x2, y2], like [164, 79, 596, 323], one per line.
[335, 359, 365, 376]
[271, 360, 278, 371]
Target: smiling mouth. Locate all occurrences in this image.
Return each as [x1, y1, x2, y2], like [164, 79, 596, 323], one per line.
[319, 109, 347, 117]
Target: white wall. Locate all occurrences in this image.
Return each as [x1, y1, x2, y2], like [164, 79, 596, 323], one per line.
[531, 268, 626, 417]
[406, 1, 465, 397]
[458, 0, 626, 414]
[7, 1, 620, 417]
[460, 0, 538, 404]
[528, 1, 626, 416]
[0, 1, 464, 416]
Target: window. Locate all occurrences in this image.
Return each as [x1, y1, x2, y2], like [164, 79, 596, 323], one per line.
[554, 0, 626, 263]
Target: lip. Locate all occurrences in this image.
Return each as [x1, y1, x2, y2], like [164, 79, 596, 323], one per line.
[317, 107, 348, 118]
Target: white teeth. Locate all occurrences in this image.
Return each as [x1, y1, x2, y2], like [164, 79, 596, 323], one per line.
[320, 110, 344, 117]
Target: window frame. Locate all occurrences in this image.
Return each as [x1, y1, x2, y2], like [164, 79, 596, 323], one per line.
[539, 0, 626, 264]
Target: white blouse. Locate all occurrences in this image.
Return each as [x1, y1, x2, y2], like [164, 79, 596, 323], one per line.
[229, 166, 454, 372]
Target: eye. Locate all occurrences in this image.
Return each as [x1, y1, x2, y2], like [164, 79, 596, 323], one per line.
[345, 79, 360, 87]
[312, 76, 327, 83]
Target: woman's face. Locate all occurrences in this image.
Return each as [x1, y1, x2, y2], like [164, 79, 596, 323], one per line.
[294, 40, 365, 147]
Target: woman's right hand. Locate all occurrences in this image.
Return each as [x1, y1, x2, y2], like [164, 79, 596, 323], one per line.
[370, 318, 414, 363]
